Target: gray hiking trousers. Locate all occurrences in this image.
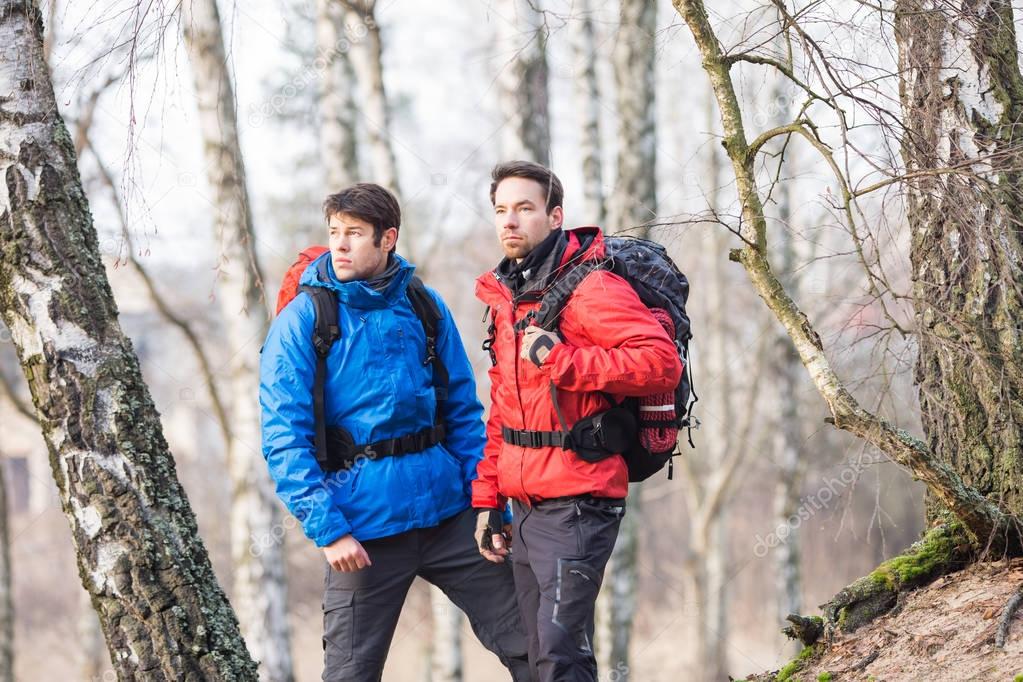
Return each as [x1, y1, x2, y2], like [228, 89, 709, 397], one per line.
[510, 496, 625, 682]
[322, 507, 532, 681]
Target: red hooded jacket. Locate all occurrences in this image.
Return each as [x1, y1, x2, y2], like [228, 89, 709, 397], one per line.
[472, 228, 683, 508]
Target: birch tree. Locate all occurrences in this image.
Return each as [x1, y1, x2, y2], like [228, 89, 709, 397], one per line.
[894, 0, 1023, 523]
[606, 0, 656, 234]
[671, 0, 1023, 640]
[493, 0, 550, 163]
[594, 3, 658, 676]
[180, 1, 293, 679]
[339, 0, 399, 193]
[317, 0, 360, 190]
[0, 2, 256, 677]
[570, 0, 605, 225]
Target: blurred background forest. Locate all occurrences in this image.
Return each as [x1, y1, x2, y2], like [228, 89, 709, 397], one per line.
[0, 0, 958, 679]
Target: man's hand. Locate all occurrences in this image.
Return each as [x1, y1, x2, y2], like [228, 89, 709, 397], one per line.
[475, 509, 512, 563]
[324, 533, 372, 572]
[520, 325, 561, 367]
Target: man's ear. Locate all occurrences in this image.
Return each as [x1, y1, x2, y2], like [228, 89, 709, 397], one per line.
[550, 206, 564, 230]
[382, 226, 399, 252]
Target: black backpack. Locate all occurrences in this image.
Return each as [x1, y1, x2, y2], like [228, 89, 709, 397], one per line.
[295, 269, 449, 473]
[511, 234, 696, 481]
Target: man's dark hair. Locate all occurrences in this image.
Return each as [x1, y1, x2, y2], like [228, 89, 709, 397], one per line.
[489, 161, 563, 214]
[323, 183, 401, 246]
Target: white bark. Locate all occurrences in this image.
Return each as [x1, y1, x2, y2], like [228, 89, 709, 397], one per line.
[493, 0, 550, 163]
[180, 2, 293, 680]
[317, 0, 359, 190]
[0, 3, 257, 675]
[607, 0, 657, 235]
[570, 0, 604, 225]
[343, 0, 399, 193]
[767, 30, 804, 648]
[429, 584, 463, 682]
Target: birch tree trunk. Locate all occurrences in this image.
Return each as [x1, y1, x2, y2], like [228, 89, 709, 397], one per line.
[494, 0, 550, 163]
[317, 0, 359, 191]
[342, 0, 399, 193]
[429, 583, 463, 682]
[570, 0, 604, 225]
[594, 6, 659, 675]
[606, 0, 657, 235]
[181, 2, 293, 680]
[766, 34, 804, 646]
[895, 0, 1023, 522]
[0, 3, 256, 676]
[672, 0, 1011, 550]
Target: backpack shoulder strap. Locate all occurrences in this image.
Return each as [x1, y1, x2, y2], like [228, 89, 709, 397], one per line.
[298, 285, 339, 472]
[517, 258, 609, 333]
[406, 277, 449, 403]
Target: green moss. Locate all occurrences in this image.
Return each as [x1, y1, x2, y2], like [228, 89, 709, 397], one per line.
[866, 523, 960, 589]
[817, 674, 833, 682]
[776, 644, 820, 682]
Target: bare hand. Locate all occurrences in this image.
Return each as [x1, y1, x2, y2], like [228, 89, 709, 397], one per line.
[324, 534, 371, 572]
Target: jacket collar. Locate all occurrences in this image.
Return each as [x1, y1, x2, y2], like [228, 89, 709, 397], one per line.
[300, 251, 416, 309]
[477, 226, 605, 305]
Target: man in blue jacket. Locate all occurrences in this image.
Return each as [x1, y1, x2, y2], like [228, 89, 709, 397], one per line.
[260, 183, 531, 681]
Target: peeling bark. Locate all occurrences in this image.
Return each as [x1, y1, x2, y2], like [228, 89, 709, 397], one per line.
[895, 0, 1023, 522]
[180, 1, 293, 679]
[0, 3, 257, 677]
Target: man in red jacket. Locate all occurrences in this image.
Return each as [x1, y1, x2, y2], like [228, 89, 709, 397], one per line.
[472, 161, 683, 681]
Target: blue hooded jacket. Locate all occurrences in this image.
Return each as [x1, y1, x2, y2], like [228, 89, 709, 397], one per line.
[259, 252, 487, 546]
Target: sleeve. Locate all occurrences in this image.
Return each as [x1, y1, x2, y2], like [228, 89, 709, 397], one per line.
[429, 289, 489, 498]
[259, 297, 353, 548]
[539, 270, 683, 395]
[472, 317, 508, 512]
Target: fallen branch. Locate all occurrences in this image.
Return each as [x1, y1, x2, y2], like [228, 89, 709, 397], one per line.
[996, 582, 1023, 648]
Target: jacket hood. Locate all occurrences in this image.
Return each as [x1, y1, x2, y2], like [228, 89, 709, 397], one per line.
[300, 251, 416, 309]
[477, 226, 606, 304]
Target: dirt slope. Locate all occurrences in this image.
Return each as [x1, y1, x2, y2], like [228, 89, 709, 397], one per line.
[740, 559, 1023, 681]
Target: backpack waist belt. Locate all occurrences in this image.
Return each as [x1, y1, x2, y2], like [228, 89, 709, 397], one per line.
[502, 426, 572, 449]
[324, 423, 446, 471]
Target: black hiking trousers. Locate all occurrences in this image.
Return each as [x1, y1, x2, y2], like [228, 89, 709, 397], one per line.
[322, 506, 531, 681]
[511, 495, 625, 682]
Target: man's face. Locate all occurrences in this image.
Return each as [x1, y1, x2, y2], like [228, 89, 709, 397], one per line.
[493, 177, 563, 261]
[328, 212, 397, 282]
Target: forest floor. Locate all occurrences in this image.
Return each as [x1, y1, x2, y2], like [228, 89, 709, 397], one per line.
[739, 558, 1023, 681]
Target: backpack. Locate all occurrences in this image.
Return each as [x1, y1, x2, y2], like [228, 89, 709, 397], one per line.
[502, 234, 697, 482]
[275, 247, 449, 472]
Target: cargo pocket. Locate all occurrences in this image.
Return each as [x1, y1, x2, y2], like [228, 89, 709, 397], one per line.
[551, 558, 600, 655]
[323, 589, 355, 666]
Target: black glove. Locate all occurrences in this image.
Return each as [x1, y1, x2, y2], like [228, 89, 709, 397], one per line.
[474, 508, 505, 552]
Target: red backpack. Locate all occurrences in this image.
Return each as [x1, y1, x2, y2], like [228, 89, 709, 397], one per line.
[275, 246, 329, 315]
